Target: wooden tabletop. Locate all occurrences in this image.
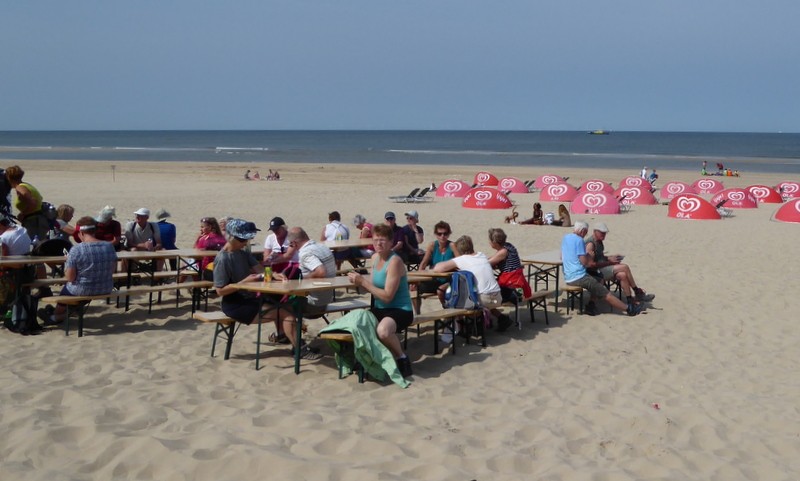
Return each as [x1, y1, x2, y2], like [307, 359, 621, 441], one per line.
[236, 276, 356, 295]
[323, 238, 374, 251]
[521, 249, 562, 266]
[116, 249, 220, 260]
[0, 255, 67, 268]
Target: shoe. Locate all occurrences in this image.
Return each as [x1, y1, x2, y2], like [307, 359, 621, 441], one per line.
[626, 303, 644, 317]
[396, 356, 413, 378]
[634, 288, 655, 302]
[298, 345, 323, 360]
[496, 314, 514, 332]
[268, 332, 291, 345]
[584, 301, 598, 316]
[37, 306, 55, 323]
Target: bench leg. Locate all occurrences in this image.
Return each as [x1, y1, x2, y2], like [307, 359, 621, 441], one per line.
[212, 322, 236, 360]
[255, 321, 262, 370]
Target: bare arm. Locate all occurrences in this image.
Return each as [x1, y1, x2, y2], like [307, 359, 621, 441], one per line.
[419, 241, 435, 270]
[349, 255, 403, 304]
[214, 265, 262, 296]
[433, 258, 458, 273]
[65, 266, 77, 283]
[487, 247, 508, 268]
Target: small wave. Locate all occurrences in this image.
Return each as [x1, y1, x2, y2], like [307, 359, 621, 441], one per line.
[215, 147, 269, 152]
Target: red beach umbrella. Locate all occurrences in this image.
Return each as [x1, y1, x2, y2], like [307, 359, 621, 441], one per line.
[461, 187, 513, 209]
[711, 188, 759, 209]
[539, 182, 578, 202]
[474, 171, 499, 187]
[668, 194, 721, 220]
[659, 181, 696, 202]
[773, 198, 800, 223]
[579, 179, 615, 193]
[691, 178, 725, 195]
[775, 181, 800, 200]
[435, 179, 471, 198]
[746, 185, 783, 204]
[619, 176, 649, 188]
[533, 174, 565, 190]
[613, 186, 658, 205]
[570, 191, 620, 215]
[498, 177, 530, 194]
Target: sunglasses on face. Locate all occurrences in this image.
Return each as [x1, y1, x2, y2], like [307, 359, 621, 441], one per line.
[436, 231, 450, 236]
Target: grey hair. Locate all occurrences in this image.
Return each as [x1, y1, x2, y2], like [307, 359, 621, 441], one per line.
[353, 214, 366, 226]
[573, 220, 589, 233]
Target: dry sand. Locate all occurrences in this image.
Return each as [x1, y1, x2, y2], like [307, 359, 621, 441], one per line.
[1, 159, 799, 480]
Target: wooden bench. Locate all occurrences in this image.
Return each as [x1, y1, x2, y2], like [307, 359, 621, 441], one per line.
[406, 307, 484, 355]
[317, 331, 366, 382]
[501, 290, 555, 327]
[41, 281, 213, 337]
[195, 299, 371, 371]
[561, 285, 584, 314]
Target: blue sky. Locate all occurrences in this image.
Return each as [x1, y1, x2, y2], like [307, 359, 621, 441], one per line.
[2, 1, 798, 132]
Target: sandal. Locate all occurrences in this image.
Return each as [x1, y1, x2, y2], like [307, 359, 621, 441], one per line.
[268, 332, 290, 344]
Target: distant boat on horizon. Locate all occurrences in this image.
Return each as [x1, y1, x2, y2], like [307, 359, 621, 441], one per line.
[588, 130, 610, 135]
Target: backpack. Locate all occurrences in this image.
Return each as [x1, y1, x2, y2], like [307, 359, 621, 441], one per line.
[41, 201, 57, 222]
[444, 271, 482, 310]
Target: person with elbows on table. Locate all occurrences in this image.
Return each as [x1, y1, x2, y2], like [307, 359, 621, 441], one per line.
[124, 208, 162, 252]
[37, 216, 117, 326]
[348, 223, 414, 378]
[212, 219, 264, 326]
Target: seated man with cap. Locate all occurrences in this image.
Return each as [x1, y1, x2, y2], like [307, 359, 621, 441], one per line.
[562, 221, 643, 317]
[399, 210, 425, 265]
[584, 222, 654, 314]
[263, 216, 299, 272]
[213, 219, 264, 326]
[124, 208, 162, 252]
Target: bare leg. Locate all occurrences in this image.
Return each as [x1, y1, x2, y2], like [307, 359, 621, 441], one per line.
[376, 317, 403, 358]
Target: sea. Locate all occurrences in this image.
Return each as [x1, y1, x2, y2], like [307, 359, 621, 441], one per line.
[1, 130, 798, 174]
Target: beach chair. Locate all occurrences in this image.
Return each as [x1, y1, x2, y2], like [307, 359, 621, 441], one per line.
[387, 187, 420, 203]
[715, 199, 734, 218]
[410, 187, 433, 203]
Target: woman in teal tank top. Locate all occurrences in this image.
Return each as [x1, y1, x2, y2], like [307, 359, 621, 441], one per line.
[347, 223, 414, 378]
[418, 220, 460, 305]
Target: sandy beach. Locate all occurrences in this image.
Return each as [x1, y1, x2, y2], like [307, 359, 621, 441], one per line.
[1, 159, 799, 480]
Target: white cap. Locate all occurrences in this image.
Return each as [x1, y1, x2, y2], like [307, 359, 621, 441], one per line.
[134, 208, 150, 217]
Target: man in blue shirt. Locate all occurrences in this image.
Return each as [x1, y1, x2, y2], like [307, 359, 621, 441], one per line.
[561, 221, 642, 316]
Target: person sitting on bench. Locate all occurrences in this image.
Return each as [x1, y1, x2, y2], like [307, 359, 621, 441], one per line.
[37, 216, 117, 325]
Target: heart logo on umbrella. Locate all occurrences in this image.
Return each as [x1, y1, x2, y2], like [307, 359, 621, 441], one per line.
[476, 173, 490, 183]
[667, 183, 686, 195]
[583, 194, 606, 208]
[474, 190, 493, 201]
[500, 179, 515, 189]
[782, 183, 799, 194]
[697, 180, 716, 190]
[677, 197, 701, 212]
[586, 181, 604, 192]
[542, 175, 559, 185]
[443, 181, 461, 193]
[548, 184, 568, 197]
[728, 191, 746, 201]
[625, 177, 643, 186]
[620, 188, 641, 199]
[749, 187, 770, 199]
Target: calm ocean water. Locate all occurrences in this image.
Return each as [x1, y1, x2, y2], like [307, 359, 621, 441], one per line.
[1, 130, 798, 174]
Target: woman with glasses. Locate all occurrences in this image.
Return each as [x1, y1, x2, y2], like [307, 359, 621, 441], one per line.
[212, 219, 263, 325]
[347, 223, 414, 378]
[487, 228, 531, 323]
[418, 220, 460, 307]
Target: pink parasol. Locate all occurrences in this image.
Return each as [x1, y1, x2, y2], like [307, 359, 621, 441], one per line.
[613, 186, 658, 205]
[462, 187, 513, 209]
[579, 179, 615, 193]
[533, 174, 566, 190]
[539, 182, 578, 202]
[659, 181, 696, 202]
[668, 194, 721, 220]
[570, 191, 620, 215]
[473, 171, 499, 187]
[498, 177, 530, 194]
[691, 178, 725, 195]
[619, 176, 649, 188]
[435, 179, 472, 198]
[773, 198, 800, 223]
[746, 185, 783, 204]
[711, 188, 759, 209]
[775, 181, 800, 200]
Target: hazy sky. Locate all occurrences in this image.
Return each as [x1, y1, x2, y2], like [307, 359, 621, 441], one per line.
[2, 1, 798, 132]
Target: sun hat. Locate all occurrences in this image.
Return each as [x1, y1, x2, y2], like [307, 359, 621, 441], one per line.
[384, 211, 396, 220]
[594, 222, 610, 233]
[155, 208, 171, 220]
[134, 208, 150, 217]
[98, 205, 116, 221]
[268, 216, 285, 232]
[226, 219, 260, 240]
[404, 210, 419, 220]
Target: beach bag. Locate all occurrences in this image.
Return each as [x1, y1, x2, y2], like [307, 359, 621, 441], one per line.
[544, 212, 555, 225]
[444, 271, 481, 310]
